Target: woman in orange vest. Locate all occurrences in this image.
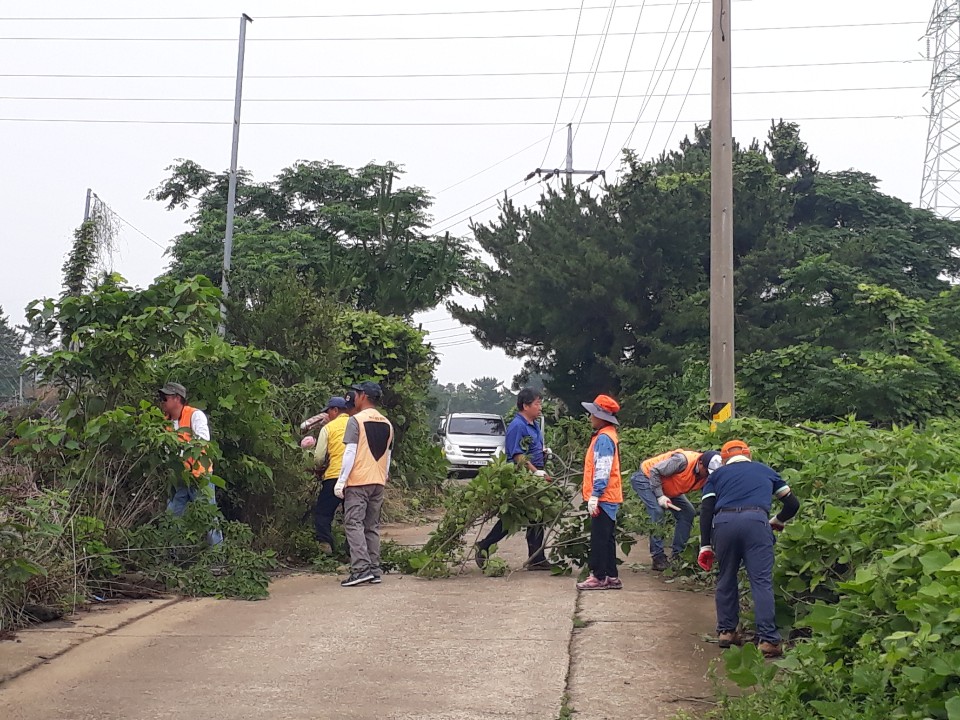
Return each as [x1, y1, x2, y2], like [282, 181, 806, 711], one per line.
[576, 395, 624, 591]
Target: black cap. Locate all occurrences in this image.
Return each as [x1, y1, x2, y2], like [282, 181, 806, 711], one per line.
[350, 381, 383, 400]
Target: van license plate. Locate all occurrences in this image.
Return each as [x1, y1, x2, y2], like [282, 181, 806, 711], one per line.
[468, 459, 487, 466]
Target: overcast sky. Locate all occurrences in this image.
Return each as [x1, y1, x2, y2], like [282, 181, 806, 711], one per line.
[0, 0, 933, 384]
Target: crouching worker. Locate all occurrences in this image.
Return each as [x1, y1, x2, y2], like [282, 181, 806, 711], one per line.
[576, 395, 624, 591]
[158, 382, 223, 546]
[697, 439, 801, 658]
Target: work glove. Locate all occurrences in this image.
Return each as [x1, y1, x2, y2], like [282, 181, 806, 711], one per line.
[533, 469, 552, 482]
[658, 495, 680, 511]
[300, 436, 316, 449]
[587, 496, 600, 517]
[769, 516, 786, 532]
[544, 447, 554, 461]
[333, 478, 347, 499]
[697, 546, 716, 572]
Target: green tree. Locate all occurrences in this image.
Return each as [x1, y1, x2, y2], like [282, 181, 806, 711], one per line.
[152, 159, 478, 317]
[453, 122, 960, 424]
[0, 307, 23, 398]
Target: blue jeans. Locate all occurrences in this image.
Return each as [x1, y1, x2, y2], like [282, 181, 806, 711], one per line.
[167, 483, 223, 546]
[630, 472, 695, 559]
[713, 510, 780, 643]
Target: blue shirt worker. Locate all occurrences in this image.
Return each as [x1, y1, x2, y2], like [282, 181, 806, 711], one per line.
[575, 395, 624, 591]
[475, 388, 554, 571]
[697, 439, 801, 659]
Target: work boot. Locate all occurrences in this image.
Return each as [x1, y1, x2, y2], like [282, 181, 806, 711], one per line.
[651, 554, 670, 572]
[718, 631, 741, 648]
[758, 641, 783, 658]
[474, 546, 488, 570]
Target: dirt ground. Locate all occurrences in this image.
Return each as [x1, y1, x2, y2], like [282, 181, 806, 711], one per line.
[0, 521, 722, 719]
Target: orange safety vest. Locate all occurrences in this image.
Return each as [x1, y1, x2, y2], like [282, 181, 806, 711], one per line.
[346, 408, 394, 487]
[175, 405, 212, 477]
[582, 425, 623, 504]
[641, 449, 702, 497]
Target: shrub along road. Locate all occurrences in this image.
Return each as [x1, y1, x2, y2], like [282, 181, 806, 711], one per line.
[0, 523, 718, 720]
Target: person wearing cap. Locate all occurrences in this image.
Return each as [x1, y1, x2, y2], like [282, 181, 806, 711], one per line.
[474, 387, 555, 571]
[311, 396, 350, 555]
[157, 382, 222, 546]
[697, 439, 801, 658]
[628, 448, 722, 571]
[576, 395, 624, 591]
[334, 381, 395, 587]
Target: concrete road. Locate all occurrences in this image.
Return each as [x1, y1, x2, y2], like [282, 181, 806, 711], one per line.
[0, 526, 719, 720]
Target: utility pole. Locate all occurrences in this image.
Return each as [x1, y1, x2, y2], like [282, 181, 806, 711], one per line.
[526, 123, 605, 186]
[221, 13, 253, 335]
[710, 0, 735, 428]
[83, 188, 92, 223]
[921, 0, 960, 218]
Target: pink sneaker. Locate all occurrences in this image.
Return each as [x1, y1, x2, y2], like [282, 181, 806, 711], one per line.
[605, 577, 623, 590]
[576, 574, 607, 590]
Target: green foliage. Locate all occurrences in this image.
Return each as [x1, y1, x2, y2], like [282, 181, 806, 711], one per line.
[154, 159, 479, 316]
[454, 122, 960, 424]
[426, 376, 514, 428]
[0, 306, 24, 399]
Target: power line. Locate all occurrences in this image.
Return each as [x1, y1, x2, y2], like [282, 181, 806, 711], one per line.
[0, 21, 926, 42]
[429, 180, 526, 231]
[93, 198, 166, 250]
[597, 0, 649, 166]
[0, 59, 926, 80]
[0, 86, 926, 103]
[438, 128, 565, 195]
[569, 0, 619, 141]
[0, 114, 927, 128]
[638, 0, 705, 161]
[0, 1, 761, 22]
[660, 21, 713, 158]
[540, 0, 586, 167]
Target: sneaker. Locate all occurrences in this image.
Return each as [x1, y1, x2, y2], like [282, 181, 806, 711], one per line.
[576, 574, 607, 590]
[474, 546, 488, 570]
[718, 631, 741, 648]
[370, 572, 382, 584]
[527, 560, 559, 572]
[651, 554, 670, 572]
[340, 570, 375, 587]
[758, 641, 783, 658]
[605, 577, 623, 590]
[317, 542, 333, 556]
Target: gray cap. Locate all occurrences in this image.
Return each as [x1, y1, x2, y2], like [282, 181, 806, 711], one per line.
[159, 382, 187, 400]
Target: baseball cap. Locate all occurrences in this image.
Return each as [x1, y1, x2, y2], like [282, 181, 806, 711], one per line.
[350, 381, 383, 400]
[158, 382, 187, 400]
[323, 396, 348, 412]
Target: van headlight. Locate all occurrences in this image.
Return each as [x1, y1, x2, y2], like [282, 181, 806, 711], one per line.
[444, 439, 457, 453]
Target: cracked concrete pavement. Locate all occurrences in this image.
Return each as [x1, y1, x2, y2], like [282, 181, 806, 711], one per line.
[0, 522, 720, 719]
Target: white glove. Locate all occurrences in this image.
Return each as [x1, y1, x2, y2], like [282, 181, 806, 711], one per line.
[544, 447, 554, 461]
[334, 478, 347, 499]
[658, 495, 680, 511]
[587, 496, 600, 517]
[769, 516, 786, 531]
[533, 470, 547, 478]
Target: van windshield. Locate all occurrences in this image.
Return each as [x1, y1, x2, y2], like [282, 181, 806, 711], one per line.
[447, 417, 506, 436]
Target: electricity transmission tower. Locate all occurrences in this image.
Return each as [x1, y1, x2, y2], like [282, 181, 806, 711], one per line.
[921, 0, 960, 218]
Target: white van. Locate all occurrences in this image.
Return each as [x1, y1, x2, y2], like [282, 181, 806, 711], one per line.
[438, 412, 507, 474]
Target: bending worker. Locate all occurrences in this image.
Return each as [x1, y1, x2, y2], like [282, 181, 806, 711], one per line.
[311, 396, 350, 556]
[629, 448, 721, 570]
[697, 439, 801, 658]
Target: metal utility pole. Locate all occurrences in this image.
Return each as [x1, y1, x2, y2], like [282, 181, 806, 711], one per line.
[525, 123, 605, 186]
[83, 188, 92, 222]
[710, 0, 735, 427]
[921, 0, 960, 218]
[221, 13, 253, 334]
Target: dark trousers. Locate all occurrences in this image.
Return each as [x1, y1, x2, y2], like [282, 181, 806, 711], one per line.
[588, 510, 618, 580]
[477, 519, 546, 564]
[713, 510, 780, 644]
[314, 478, 343, 550]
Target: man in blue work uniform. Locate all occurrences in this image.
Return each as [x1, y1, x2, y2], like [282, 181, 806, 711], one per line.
[697, 439, 801, 658]
[475, 388, 554, 571]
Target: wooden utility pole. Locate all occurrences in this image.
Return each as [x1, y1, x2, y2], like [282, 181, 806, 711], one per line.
[710, 0, 735, 427]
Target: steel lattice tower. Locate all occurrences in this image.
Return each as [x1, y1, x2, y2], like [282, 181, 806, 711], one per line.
[922, 0, 960, 218]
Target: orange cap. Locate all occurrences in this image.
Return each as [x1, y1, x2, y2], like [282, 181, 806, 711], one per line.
[721, 439, 751, 463]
